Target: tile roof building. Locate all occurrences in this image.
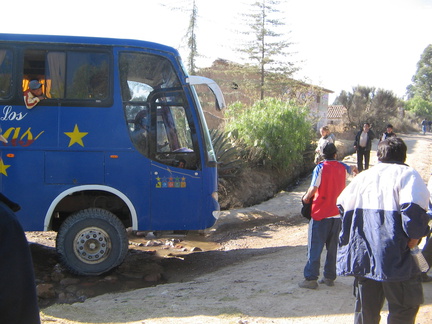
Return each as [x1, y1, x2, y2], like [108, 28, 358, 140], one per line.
[327, 105, 347, 125]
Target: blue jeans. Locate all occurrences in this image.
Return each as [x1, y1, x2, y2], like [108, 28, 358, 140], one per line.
[303, 217, 341, 280]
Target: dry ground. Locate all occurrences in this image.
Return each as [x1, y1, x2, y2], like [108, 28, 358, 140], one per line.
[39, 133, 432, 324]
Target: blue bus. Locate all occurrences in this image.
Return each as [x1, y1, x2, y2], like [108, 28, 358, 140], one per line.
[0, 33, 225, 275]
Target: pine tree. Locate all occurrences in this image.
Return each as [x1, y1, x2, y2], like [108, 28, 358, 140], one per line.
[239, 0, 296, 100]
[185, 0, 198, 74]
[162, 0, 199, 74]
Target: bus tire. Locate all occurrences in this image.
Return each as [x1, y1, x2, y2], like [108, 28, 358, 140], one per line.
[56, 208, 128, 276]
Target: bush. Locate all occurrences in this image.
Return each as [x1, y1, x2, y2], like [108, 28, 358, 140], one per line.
[210, 129, 243, 178]
[405, 97, 432, 119]
[225, 99, 313, 169]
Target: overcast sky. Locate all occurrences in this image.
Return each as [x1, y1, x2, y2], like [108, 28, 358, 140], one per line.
[3, 0, 432, 102]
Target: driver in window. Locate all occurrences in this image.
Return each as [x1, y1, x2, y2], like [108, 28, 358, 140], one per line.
[131, 110, 149, 154]
[24, 80, 45, 109]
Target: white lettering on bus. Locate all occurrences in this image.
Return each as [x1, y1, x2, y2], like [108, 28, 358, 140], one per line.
[0, 106, 28, 121]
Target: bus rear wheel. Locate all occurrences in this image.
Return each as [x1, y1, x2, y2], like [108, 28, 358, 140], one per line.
[56, 208, 128, 276]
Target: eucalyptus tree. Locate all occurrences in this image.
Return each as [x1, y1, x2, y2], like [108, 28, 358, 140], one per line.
[406, 44, 432, 101]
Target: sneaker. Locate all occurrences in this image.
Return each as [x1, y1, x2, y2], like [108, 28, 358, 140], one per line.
[318, 278, 335, 287]
[298, 279, 318, 289]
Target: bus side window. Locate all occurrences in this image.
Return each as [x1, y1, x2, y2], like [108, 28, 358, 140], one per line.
[23, 49, 109, 101]
[46, 52, 66, 99]
[23, 49, 47, 98]
[23, 50, 66, 100]
[0, 49, 12, 99]
[66, 52, 109, 100]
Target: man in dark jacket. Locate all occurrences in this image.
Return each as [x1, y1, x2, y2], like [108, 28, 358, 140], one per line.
[354, 123, 375, 172]
[337, 137, 430, 324]
[0, 194, 40, 324]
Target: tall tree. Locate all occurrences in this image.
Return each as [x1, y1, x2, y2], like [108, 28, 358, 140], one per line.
[335, 86, 399, 131]
[162, 0, 199, 74]
[239, 0, 296, 100]
[407, 44, 432, 101]
[336, 86, 374, 127]
[185, 0, 198, 74]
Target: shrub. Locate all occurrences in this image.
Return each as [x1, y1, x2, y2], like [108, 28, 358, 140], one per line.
[405, 97, 432, 119]
[210, 129, 244, 178]
[225, 98, 313, 169]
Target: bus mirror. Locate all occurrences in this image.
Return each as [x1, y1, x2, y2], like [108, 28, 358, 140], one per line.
[187, 76, 226, 110]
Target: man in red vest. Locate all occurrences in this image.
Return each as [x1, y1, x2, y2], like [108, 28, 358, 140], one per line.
[299, 143, 357, 289]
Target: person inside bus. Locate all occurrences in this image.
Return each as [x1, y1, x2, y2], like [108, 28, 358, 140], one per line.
[131, 109, 149, 155]
[23, 80, 45, 109]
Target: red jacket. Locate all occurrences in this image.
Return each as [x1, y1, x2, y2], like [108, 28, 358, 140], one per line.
[311, 160, 350, 221]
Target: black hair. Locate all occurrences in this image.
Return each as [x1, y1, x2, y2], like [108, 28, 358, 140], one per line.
[323, 142, 337, 160]
[377, 137, 407, 163]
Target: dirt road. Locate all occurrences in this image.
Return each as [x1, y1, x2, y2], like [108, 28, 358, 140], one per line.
[40, 133, 432, 324]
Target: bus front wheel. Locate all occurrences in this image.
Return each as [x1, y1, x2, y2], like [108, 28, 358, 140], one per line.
[56, 208, 129, 276]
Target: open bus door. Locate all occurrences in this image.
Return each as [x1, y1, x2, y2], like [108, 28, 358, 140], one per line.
[148, 90, 204, 230]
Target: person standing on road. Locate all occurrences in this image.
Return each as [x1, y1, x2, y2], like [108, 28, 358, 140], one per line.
[0, 194, 41, 324]
[379, 124, 396, 143]
[314, 125, 335, 164]
[421, 118, 428, 135]
[299, 143, 357, 289]
[354, 123, 375, 172]
[337, 137, 430, 324]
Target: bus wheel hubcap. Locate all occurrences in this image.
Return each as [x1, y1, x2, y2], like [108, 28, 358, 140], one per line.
[74, 228, 111, 264]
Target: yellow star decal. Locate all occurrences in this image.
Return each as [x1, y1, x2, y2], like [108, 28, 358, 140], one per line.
[0, 158, 10, 176]
[64, 124, 88, 147]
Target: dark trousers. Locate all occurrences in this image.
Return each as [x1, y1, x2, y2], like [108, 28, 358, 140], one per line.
[0, 201, 40, 324]
[356, 147, 370, 172]
[353, 276, 423, 324]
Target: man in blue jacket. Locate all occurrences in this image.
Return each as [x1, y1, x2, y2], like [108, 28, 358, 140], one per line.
[337, 137, 430, 324]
